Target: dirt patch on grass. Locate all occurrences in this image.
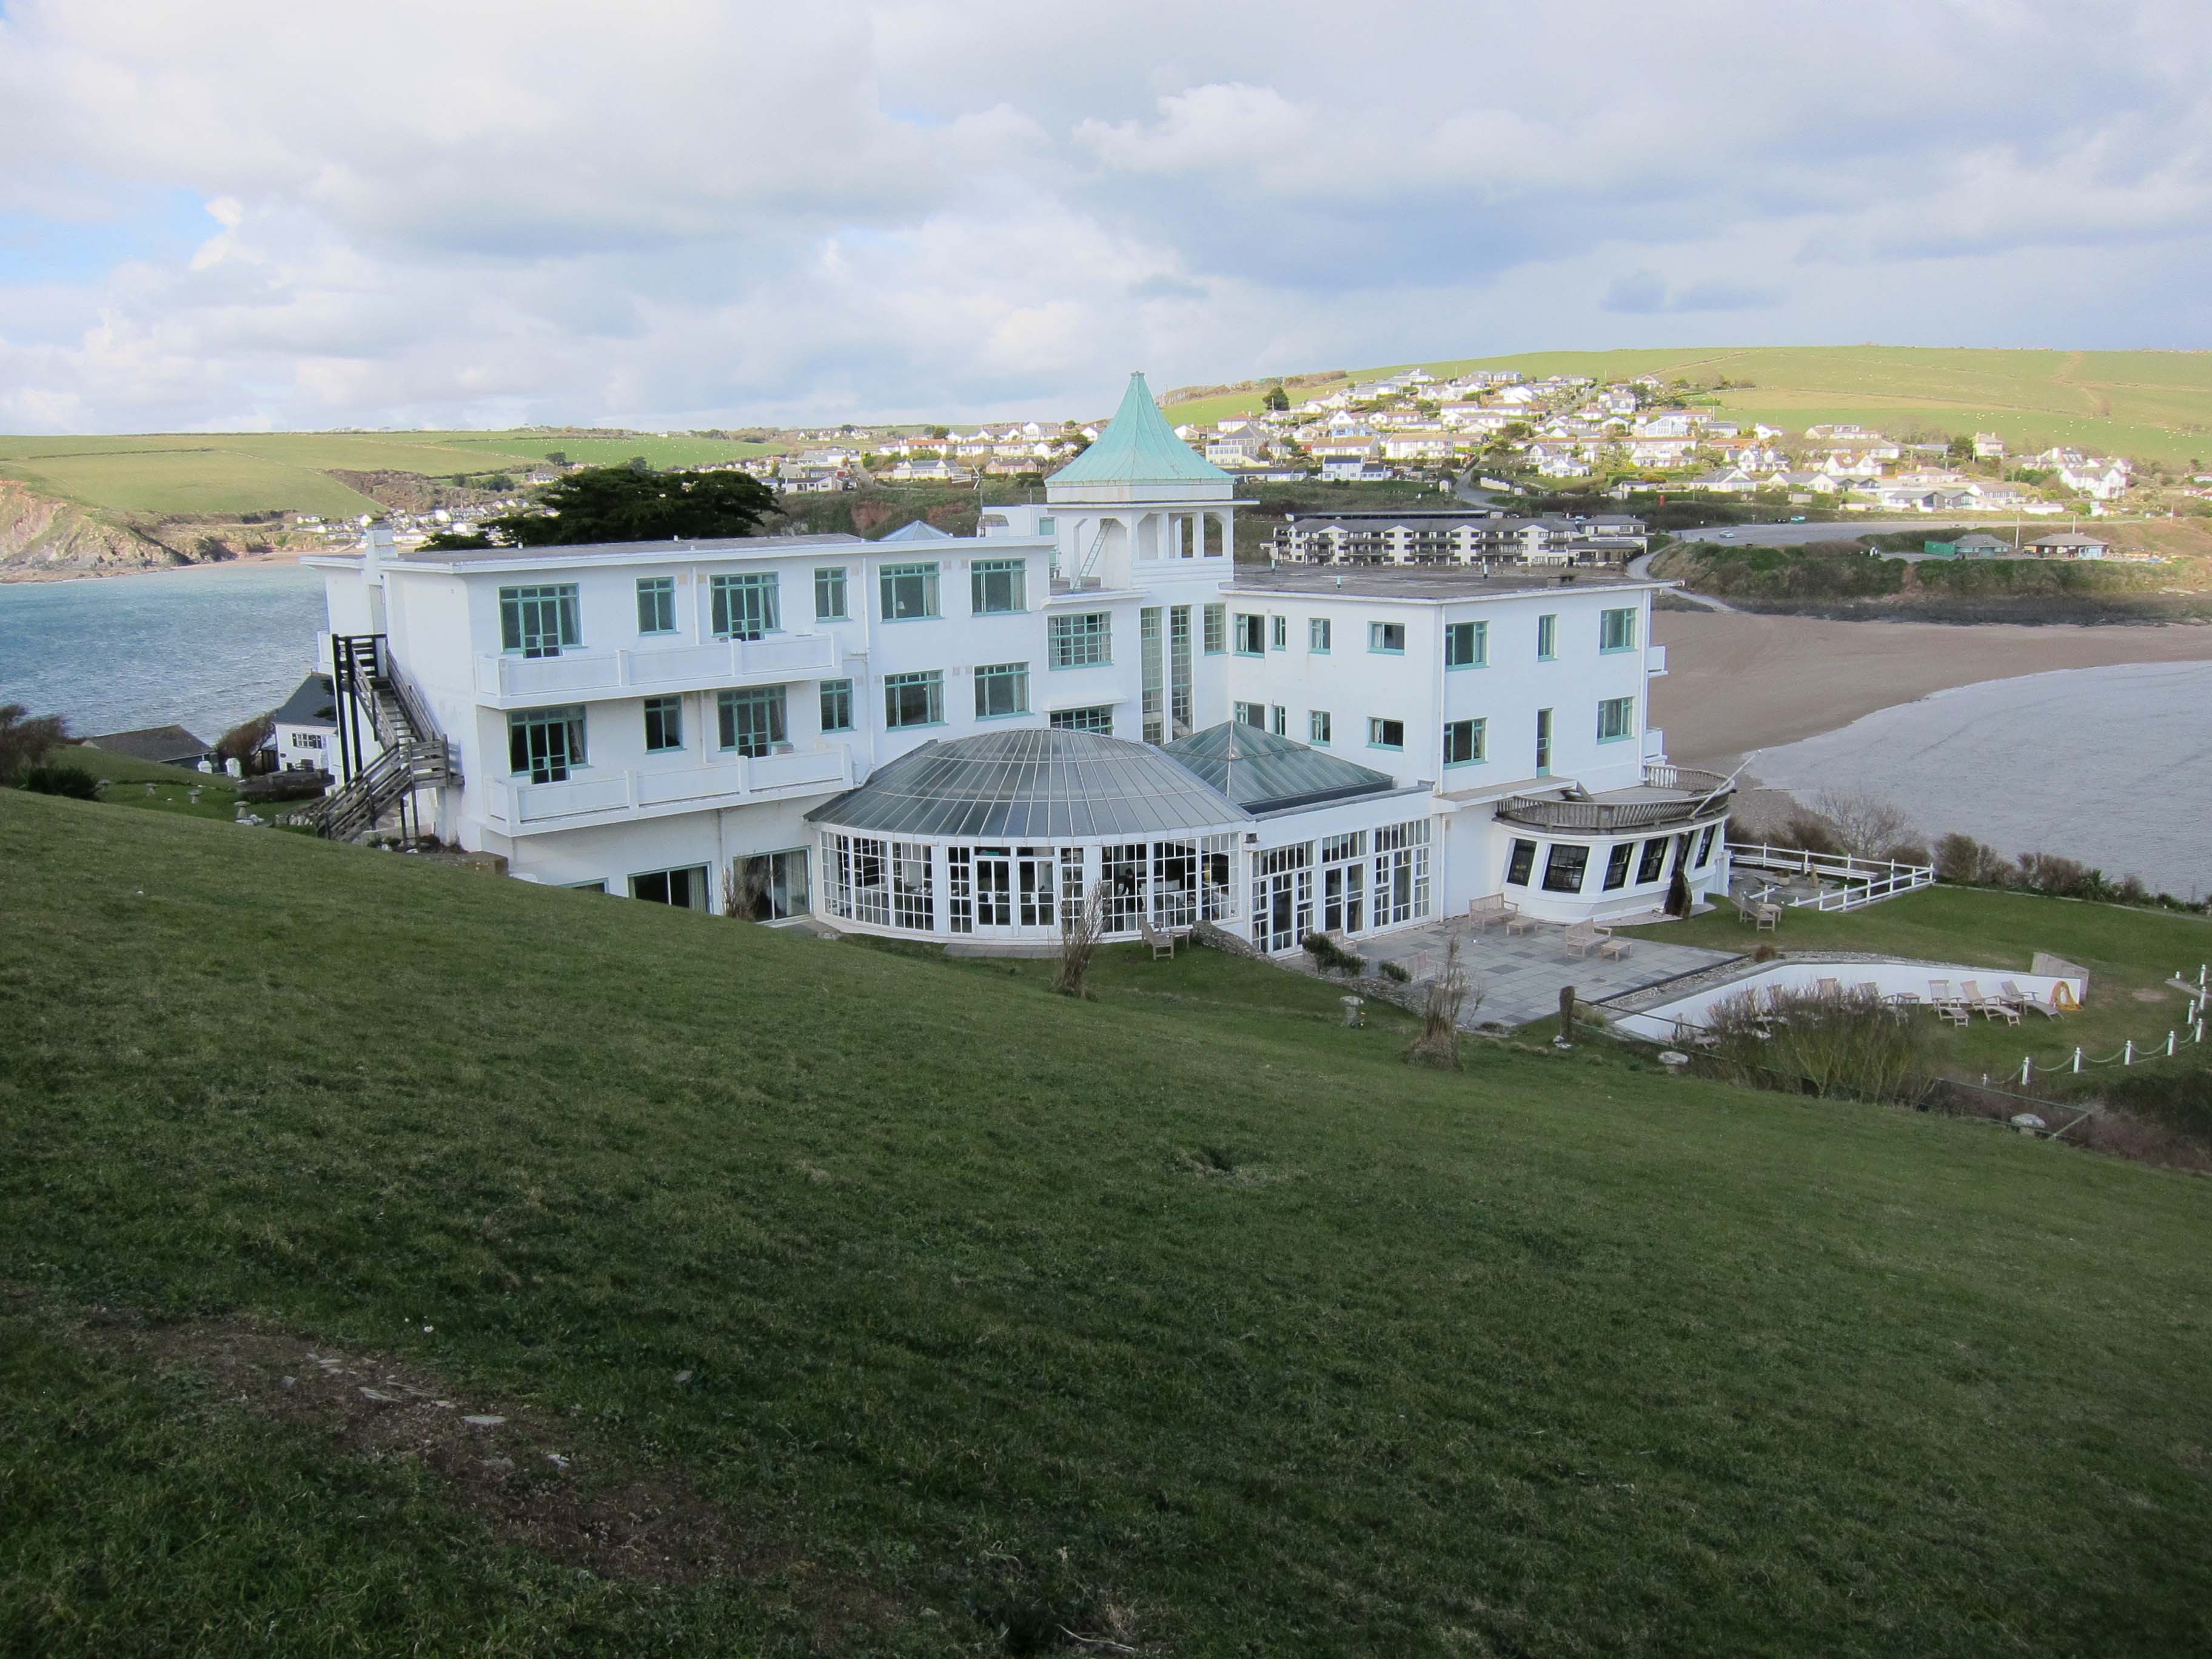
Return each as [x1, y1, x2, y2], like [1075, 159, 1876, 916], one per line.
[82, 1309, 757, 1587]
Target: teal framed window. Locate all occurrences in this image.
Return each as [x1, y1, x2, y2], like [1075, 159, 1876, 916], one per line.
[1444, 717, 1486, 766]
[1537, 612, 1558, 660]
[1271, 705, 1287, 736]
[499, 585, 580, 657]
[635, 577, 675, 635]
[1444, 619, 1487, 669]
[717, 686, 786, 756]
[1050, 705, 1113, 734]
[1369, 620, 1406, 654]
[1603, 843, 1634, 890]
[971, 558, 1027, 615]
[1203, 603, 1227, 654]
[1368, 717, 1404, 750]
[1309, 617, 1331, 651]
[1598, 695, 1635, 743]
[885, 669, 944, 728]
[974, 662, 1031, 719]
[1505, 838, 1537, 886]
[709, 572, 779, 640]
[1270, 615, 1288, 651]
[1309, 710, 1332, 744]
[1048, 611, 1110, 668]
[1600, 607, 1637, 652]
[642, 695, 683, 753]
[1542, 843, 1589, 894]
[880, 561, 940, 620]
[508, 704, 585, 782]
[820, 678, 854, 732]
[814, 566, 848, 621]
[1234, 613, 1266, 655]
[1234, 701, 1264, 727]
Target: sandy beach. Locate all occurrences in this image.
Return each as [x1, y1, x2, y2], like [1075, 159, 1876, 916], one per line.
[1652, 611, 2212, 773]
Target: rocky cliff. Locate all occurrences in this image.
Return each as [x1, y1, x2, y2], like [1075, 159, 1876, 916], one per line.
[0, 480, 270, 580]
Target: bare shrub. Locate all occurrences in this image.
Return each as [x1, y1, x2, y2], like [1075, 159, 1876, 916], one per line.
[1407, 933, 1477, 1067]
[1936, 832, 2014, 886]
[1777, 811, 1841, 856]
[2016, 851, 2101, 899]
[217, 711, 275, 775]
[0, 703, 70, 785]
[1053, 880, 1108, 1000]
[722, 855, 771, 920]
[1703, 985, 1933, 1102]
[1810, 788, 1917, 861]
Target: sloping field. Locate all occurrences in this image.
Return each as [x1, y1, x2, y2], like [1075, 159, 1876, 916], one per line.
[1163, 346, 2212, 466]
[5, 788, 2212, 1655]
[0, 431, 774, 517]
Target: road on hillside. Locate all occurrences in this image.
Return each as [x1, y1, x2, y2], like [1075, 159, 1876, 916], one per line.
[1672, 518, 2017, 546]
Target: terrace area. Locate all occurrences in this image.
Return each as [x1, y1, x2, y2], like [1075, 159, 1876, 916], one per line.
[1494, 764, 1734, 834]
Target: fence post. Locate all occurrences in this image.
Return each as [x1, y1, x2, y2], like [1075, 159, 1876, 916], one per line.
[2020, 1056, 2032, 1088]
[2123, 1039, 2133, 1067]
[2168, 1030, 2177, 1058]
[2072, 1046, 2082, 1073]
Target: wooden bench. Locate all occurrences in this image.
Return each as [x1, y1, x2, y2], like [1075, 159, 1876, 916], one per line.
[1467, 894, 1519, 933]
[1563, 920, 1608, 959]
[1734, 893, 1781, 931]
[1138, 917, 1178, 960]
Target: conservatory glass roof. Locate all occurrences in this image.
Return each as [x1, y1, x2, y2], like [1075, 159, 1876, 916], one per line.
[807, 727, 1249, 840]
[1164, 722, 1400, 813]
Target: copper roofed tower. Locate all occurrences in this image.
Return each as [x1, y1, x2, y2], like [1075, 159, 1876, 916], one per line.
[1042, 372, 1240, 592]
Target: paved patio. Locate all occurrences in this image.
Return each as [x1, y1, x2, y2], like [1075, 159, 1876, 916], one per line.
[1294, 916, 1740, 1028]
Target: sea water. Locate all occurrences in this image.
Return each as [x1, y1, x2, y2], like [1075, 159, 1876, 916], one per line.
[0, 561, 327, 742]
[1749, 660, 2212, 900]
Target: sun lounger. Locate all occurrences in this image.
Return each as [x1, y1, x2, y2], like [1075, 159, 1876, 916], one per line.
[2000, 979, 2060, 1019]
[1815, 977, 1843, 999]
[1928, 980, 1971, 1026]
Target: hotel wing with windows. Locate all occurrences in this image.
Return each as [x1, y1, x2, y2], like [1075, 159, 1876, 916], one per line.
[304, 374, 1729, 947]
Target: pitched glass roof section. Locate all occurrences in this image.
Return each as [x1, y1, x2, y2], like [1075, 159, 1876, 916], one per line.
[1164, 722, 1398, 813]
[878, 518, 954, 541]
[808, 727, 1249, 839]
[1047, 372, 1235, 488]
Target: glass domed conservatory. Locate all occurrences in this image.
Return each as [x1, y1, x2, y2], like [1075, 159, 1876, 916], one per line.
[806, 724, 1438, 950]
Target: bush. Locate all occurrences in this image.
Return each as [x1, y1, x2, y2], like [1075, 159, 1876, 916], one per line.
[1379, 960, 1412, 984]
[1703, 985, 1934, 1102]
[1936, 833, 2014, 886]
[1301, 933, 1367, 975]
[19, 764, 98, 800]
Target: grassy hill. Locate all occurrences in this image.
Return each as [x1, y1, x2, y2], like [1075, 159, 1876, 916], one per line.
[6, 788, 2212, 1655]
[1164, 346, 2212, 469]
[0, 430, 777, 518]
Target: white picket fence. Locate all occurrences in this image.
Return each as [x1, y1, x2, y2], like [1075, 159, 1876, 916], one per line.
[1726, 842, 1937, 913]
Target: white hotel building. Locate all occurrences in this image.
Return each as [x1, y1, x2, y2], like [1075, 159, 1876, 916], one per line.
[306, 375, 1729, 950]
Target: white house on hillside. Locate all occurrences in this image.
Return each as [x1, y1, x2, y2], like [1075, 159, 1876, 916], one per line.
[303, 375, 1724, 950]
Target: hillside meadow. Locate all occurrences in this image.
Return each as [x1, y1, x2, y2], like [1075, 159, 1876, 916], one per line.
[6, 788, 2212, 1655]
[1163, 346, 2212, 468]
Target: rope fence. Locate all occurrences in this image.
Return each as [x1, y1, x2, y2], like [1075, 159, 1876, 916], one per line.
[2009, 964, 2210, 1088]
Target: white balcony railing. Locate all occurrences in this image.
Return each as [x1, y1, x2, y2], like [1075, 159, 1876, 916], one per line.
[1645, 643, 1668, 676]
[486, 745, 852, 831]
[473, 634, 838, 703]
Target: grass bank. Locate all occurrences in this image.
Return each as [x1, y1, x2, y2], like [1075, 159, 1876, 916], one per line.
[6, 791, 2212, 1654]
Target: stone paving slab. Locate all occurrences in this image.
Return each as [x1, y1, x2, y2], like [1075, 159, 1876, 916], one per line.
[1294, 916, 1740, 1028]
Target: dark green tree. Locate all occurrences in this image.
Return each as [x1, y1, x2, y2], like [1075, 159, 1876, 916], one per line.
[0, 703, 69, 785]
[1262, 383, 1290, 412]
[419, 530, 494, 551]
[484, 466, 780, 547]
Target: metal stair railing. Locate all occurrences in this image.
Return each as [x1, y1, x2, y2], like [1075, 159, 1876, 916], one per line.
[304, 738, 457, 840]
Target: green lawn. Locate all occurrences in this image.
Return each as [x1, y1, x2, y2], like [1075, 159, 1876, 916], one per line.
[6, 789, 2212, 1655]
[1619, 886, 2211, 1090]
[0, 431, 776, 517]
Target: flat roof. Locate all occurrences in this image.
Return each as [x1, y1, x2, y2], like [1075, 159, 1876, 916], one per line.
[309, 528, 1053, 576]
[1231, 567, 1665, 602]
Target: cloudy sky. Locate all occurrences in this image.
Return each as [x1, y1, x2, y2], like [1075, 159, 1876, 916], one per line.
[1, 0, 2208, 432]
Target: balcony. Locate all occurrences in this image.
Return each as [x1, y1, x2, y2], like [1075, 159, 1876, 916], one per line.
[484, 745, 854, 834]
[472, 634, 839, 706]
[1494, 763, 1732, 834]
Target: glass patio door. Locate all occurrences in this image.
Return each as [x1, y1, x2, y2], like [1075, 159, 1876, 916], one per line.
[1016, 848, 1057, 929]
[973, 847, 1014, 928]
[1535, 707, 1553, 776]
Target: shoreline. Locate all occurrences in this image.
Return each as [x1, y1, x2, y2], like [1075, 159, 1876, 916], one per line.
[0, 550, 306, 586]
[1651, 609, 2212, 774]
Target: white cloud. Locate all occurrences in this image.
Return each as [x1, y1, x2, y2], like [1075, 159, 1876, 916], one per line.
[0, 0, 2206, 431]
